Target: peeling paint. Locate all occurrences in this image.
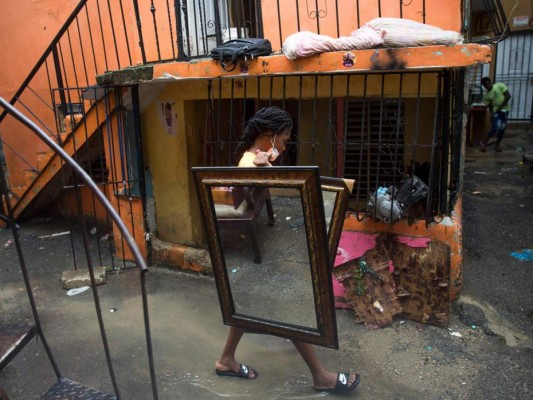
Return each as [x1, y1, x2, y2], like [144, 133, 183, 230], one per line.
[461, 46, 473, 57]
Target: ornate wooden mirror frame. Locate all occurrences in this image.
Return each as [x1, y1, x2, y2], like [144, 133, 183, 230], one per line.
[193, 167, 350, 348]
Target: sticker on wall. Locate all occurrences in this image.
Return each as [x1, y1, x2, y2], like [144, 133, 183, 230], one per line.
[343, 52, 355, 67]
[161, 101, 177, 136]
[239, 61, 249, 74]
[513, 16, 529, 27]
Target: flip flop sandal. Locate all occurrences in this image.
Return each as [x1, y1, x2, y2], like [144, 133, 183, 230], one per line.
[215, 363, 258, 379]
[315, 372, 361, 394]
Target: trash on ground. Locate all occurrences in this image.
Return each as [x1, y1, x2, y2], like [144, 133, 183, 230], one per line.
[426, 346, 433, 351]
[373, 300, 384, 313]
[231, 268, 238, 273]
[110, 308, 117, 313]
[3, 239, 13, 248]
[38, 231, 70, 239]
[289, 218, 304, 229]
[450, 331, 463, 337]
[472, 191, 482, 195]
[473, 171, 489, 175]
[90, 227, 97, 235]
[66, 286, 90, 296]
[100, 232, 111, 241]
[285, 216, 292, 221]
[510, 249, 533, 261]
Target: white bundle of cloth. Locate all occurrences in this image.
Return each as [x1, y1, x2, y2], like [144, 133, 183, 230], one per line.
[282, 18, 463, 60]
[282, 24, 385, 60]
[368, 18, 463, 47]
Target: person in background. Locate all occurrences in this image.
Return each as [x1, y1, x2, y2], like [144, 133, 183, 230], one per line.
[479, 77, 511, 153]
[215, 106, 361, 395]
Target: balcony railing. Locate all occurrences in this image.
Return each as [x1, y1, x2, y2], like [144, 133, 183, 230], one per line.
[151, 0, 466, 62]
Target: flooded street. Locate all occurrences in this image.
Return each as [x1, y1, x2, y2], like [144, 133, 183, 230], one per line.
[1, 125, 532, 399]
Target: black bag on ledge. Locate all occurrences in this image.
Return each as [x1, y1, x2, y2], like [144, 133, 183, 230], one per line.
[210, 38, 272, 72]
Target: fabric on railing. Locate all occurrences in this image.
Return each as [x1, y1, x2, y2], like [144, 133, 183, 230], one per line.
[367, 18, 464, 47]
[282, 18, 464, 60]
[282, 24, 385, 60]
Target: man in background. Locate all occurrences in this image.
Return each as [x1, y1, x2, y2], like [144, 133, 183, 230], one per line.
[479, 76, 511, 152]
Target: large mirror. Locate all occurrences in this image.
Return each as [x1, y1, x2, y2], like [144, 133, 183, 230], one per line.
[192, 167, 350, 348]
[320, 177, 351, 272]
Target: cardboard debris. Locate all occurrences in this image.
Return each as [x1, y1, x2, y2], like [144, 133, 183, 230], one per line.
[333, 233, 451, 328]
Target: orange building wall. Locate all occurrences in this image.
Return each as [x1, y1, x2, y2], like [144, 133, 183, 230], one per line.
[0, 1, 141, 189]
[0, 1, 74, 188]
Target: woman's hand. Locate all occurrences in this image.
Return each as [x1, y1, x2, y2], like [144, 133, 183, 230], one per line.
[253, 149, 273, 166]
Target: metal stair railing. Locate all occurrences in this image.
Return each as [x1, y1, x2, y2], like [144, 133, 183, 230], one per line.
[0, 97, 158, 400]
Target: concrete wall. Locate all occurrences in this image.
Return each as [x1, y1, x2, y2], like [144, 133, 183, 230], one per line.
[502, 0, 533, 32]
[141, 81, 211, 246]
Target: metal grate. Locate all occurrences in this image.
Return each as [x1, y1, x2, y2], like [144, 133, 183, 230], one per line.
[343, 99, 405, 199]
[40, 378, 116, 400]
[494, 32, 533, 121]
[202, 71, 466, 224]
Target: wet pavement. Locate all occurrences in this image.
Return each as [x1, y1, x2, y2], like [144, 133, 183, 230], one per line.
[1, 123, 532, 399]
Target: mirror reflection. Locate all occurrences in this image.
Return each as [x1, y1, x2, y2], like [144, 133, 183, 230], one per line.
[322, 189, 338, 234]
[213, 185, 316, 329]
[193, 166, 345, 348]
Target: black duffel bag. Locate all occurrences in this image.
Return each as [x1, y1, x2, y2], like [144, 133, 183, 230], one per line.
[210, 38, 272, 71]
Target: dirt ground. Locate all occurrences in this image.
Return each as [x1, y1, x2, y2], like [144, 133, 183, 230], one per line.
[0, 124, 532, 399]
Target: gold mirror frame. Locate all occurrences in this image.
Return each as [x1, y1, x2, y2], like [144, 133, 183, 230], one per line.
[193, 167, 350, 348]
[320, 177, 350, 273]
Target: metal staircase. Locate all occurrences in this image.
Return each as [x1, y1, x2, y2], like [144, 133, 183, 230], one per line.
[0, 0, 152, 225]
[0, 2, 160, 397]
[0, 97, 158, 399]
[10, 90, 118, 221]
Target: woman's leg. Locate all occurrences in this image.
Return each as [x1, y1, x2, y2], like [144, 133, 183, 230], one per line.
[215, 327, 257, 378]
[291, 340, 358, 389]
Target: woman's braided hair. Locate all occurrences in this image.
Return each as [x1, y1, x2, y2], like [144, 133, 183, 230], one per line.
[234, 106, 293, 164]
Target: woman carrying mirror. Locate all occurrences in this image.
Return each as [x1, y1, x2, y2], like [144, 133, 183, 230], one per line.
[214, 106, 360, 394]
